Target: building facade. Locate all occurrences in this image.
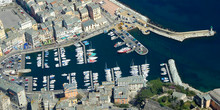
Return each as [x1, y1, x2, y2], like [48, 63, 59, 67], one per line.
[87, 3, 101, 20]
[0, 79, 27, 107]
[0, 20, 6, 40]
[114, 86, 129, 104]
[63, 83, 78, 98]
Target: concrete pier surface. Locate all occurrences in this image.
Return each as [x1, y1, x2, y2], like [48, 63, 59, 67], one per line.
[168, 59, 182, 86]
[147, 23, 216, 42]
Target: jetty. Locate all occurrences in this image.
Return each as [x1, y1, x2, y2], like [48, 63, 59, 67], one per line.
[113, 30, 148, 55]
[27, 76, 33, 92]
[111, 68, 115, 82]
[168, 59, 182, 86]
[89, 71, 94, 89]
[147, 23, 216, 42]
[163, 63, 173, 83]
[47, 76, 49, 91]
[58, 48, 61, 67]
[80, 41, 87, 64]
[42, 51, 44, 69]
[112, 0, 216, 42]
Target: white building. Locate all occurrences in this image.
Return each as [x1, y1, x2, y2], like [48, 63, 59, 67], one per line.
[19, 19, 32, 30]
[0, 0, 12, 6]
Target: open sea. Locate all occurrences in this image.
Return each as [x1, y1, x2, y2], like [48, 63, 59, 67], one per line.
[25, 0, 220, 92]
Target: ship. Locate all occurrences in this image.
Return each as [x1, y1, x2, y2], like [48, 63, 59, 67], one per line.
[117, 47, 131, 53]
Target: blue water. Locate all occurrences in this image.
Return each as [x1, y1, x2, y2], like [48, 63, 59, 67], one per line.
[118, 0, 220, 91]
[25, 0, 220, 92]
[25, 35, 148, 91]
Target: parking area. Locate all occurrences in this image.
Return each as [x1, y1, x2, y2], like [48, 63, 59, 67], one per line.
[0, 9, 21, 28]
[1, 54, 22, 72]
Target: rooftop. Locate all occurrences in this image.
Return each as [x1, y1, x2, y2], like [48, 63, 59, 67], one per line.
[117, 76, 146, 85]
[114, 86, 128, 99]
[209, 88, 220, 104]
[82, 19, 95, 27]
[0, 78, 24, 93]
[63, 82, 77, 91]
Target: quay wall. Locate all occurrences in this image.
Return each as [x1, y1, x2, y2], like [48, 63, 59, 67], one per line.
[168, 59, 183, 86]
[110, 0, 149, 22]
[147, 23, 215, 42]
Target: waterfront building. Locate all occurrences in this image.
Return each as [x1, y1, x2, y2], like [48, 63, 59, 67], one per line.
[18, 19, 33, 30]
[40, 90, 59, 110]
[0, 78, 27, 107]
[98, 0, 119, 16]
[0, 20, 6, 40]
[172, 92, 187, 102]
[194, 93, 211, 108]
[0, 0, 12, 6]
[4, 30, 25, 52]
[82, 19, 98, 32]
[114, 86, 129, 104]
[0, 91, 11, 110]
[117, 76, 146, 92]
[63, 83, 78, 98]
[209, 88, 220, 110]
[87, 3, 101, 20]
[25, 29, 42, 48]
[79, 7, 89, 22]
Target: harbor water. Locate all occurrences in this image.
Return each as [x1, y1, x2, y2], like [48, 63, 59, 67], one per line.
[25, 0, 220, 92]
[118, 0, 220, 92]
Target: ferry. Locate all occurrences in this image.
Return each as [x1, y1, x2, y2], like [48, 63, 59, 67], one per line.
[117, 47, 131, 53]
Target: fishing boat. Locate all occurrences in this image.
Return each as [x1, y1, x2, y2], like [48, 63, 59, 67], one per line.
[83, 41, 90, 45]
[117, 47, 131, 53]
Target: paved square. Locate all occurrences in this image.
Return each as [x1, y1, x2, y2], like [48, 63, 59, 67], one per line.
[0, 9, 21, 28]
